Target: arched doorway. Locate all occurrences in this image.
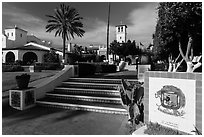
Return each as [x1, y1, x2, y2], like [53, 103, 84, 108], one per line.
[6, 51, 15, 63]
[23, 52, 38, 65]
[101, 55, 106, 61]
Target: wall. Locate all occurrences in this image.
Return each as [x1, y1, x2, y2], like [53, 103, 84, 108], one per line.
[5, 28, 27, 47]
[2, 50, 19, 63]
[18, 50, 47, 63]
[144, 71, 202, 134]
[116, 25, 127, 43]
[35, 65, 74, 99]
[2, 49, 47, 63]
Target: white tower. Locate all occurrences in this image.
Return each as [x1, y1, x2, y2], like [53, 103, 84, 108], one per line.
[4, 25, 27, 48]
[115, 24, 127, 43]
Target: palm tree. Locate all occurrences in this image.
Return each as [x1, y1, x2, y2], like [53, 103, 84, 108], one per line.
[45, 3, 85, 63]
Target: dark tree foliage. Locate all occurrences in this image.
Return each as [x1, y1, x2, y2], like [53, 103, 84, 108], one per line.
[44, 50, 60, 63]
[153, 2, 202, 62]
[109, 40, 139, 58]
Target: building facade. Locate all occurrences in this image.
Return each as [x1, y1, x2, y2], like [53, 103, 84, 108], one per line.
[115, 24, 127, 43]
[2, 25, 62, 64]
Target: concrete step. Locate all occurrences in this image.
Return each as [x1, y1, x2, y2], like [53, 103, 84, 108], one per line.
[36, 77, 136, 115]
[36, 98, 127, 115]
[61, 81, 119, 90]
[67, 77, 136, 84]
[53, 87, 120, 97]
[45, 93, 121, 104]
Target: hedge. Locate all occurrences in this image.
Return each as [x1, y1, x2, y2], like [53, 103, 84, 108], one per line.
[77, 62, 96, 76]
[2, 64, 24, 72]
[76, 62, 117, 76]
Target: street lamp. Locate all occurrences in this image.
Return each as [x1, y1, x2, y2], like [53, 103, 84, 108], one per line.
[135, 55, 139, 79]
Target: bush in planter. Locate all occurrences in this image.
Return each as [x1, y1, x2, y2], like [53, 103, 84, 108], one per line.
[77, 62, 96, 76]
[101, 64, 117, 73]
[16, 73, 30, 89]
[2, 64, 24, 72]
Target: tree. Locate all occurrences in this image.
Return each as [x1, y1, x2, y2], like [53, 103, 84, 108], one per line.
[44, 49, 59, 63]
[109, 40, 139, 59]
[45, 3, 85, 63]
[153, 2, 202, 72]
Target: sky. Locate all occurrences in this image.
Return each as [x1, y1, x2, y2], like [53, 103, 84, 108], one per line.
[2, 2, 159, 48]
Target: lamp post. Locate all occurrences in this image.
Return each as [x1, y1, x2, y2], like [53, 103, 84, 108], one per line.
[135, 55, 139, 79]
[106, 3, 110, 62]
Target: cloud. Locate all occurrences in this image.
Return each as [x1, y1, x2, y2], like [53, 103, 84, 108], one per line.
[2, 3, 158, 48]
[72, 3, 158, 46]
[2, 3, 62, 46]
[71, 17, 115, 46]
[126, 3, 158, 45]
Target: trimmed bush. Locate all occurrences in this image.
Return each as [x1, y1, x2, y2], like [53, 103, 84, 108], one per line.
[2, 64, 24, 72]
[151, 63, 168, 71]
[101, 64, 117, 73]
[77, 62, 96, 76]
[77, 62, 117, 76]
[35, 63, 62, 70]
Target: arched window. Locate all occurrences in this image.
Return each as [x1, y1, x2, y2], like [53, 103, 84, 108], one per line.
[6, 51, 15, 63]
[23, 52, 38, 65]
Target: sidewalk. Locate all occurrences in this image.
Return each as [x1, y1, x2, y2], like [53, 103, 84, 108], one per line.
[3, 103, 131, 135]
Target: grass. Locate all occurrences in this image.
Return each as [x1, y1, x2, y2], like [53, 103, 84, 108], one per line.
[2, 70, 59, 92]
[144, 122, 184, 135]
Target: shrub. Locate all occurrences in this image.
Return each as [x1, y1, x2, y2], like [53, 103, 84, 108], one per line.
[101, 64, 117, 73]
[151, 63, 168, 71]
[144, 122, 184, 135]
[35, 63, 62, 70]
[2, 64, 24, 72]
[77, 62, 96, 76]
[67, 53, 82, 65]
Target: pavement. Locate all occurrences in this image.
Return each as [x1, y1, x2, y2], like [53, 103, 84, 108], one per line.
[2, 70, 147, 135]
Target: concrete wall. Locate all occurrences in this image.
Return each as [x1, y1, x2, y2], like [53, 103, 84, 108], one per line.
[5, 28, 27, 47]
[116, 25, 127, 43]
[144, 71, 202, 134]
[18, 50, 47, 63]
[2, 50, 47, 63]
[2, 50, 19, 63]
[35, 65, 74, 99]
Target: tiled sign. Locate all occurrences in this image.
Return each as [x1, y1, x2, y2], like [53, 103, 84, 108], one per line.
[144, 71, 202, 135]
[149, 77, 195, 134]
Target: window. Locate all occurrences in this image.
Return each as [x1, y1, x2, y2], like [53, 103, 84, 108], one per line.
[20, 34, 22, 37]
[11, 33, 13, 36]
[118, 27, 120, 32]
[120, 37, 122, 39]
[7, 33, 9, 36]
[121, 27, 123, 32]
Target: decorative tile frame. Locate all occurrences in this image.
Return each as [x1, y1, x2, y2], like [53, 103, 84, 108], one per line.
[144, 71, 202, 133]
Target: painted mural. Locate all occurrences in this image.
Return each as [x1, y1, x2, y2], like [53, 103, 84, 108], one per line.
[149, 77, 196, 134]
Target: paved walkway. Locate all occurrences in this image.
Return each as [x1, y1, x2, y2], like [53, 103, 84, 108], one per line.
[2, 104, 130, 135]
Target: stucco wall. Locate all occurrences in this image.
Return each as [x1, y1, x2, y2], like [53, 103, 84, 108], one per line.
[5, 28, 27, 48]
[2, 50, 48, 63]
[18, 50, 47, 63]
[2, 50, 19, 63]
[144, 71, 202, 134]
[35, 65, 74, 99]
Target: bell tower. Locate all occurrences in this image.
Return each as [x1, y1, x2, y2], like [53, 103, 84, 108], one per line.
[115, 24, 127, 43]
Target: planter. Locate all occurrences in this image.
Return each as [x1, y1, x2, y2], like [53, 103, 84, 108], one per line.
[16, 73, 30, 90]
[9, 87, 36, 110]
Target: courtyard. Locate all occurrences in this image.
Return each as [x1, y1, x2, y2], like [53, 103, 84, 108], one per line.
[2, 2, 202, 135]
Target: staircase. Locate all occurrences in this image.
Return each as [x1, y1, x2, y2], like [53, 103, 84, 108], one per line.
[36, 77, 136, 115]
